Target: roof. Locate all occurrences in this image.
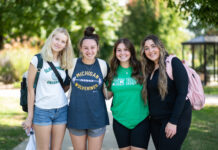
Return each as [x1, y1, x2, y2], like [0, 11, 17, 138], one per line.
[182, 35, 218, 45]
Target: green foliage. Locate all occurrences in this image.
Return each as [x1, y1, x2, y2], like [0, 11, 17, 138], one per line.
[0, 96, 27, 150]
[118, 0, 190, 57]
[0, 56, 17, 83]
[166, 0, 218, 35]
[118, 1, 158, 51]
[0, 0, 127, 60]
[204, 86, 218, 95]
[182, 106, 218, 150]
[180, 0, 218, 27]
[0, 48, 37, 83]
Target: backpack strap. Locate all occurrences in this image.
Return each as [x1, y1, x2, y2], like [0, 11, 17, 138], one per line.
[47, 62, 65, 89]
[68, 58, 78, 78]
[165, 55, 176, 80]
[97, 58, 109, 99]
[97, 58, 108, 79]
[33, 54, 43, 88]
[67, 58, 78, 100]
[67, 58, 109, 100]
[68, 58, 107, 79]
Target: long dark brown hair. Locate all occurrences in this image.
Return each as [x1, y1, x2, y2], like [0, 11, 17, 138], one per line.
[140, 35, 168, 101]
[107, 38, 143, 89]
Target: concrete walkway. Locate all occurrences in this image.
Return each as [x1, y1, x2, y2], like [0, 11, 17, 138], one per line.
[0, 88, 217, 150]
[13, 112, 155, 150]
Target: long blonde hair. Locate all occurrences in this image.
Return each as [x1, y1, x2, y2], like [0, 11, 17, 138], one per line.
[140, 35, 168, 101]
[40, 27, 74, 69]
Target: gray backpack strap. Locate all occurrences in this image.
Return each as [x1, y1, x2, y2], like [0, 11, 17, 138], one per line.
[67, 58, 78, 100]
[68, 58, 78, 78]
[97, 58, 108, 99]
[97, 58, 108, 79]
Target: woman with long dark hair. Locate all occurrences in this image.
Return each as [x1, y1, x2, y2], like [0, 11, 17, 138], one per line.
[140, 35, 192, 150]
[107, 38, 150, 150]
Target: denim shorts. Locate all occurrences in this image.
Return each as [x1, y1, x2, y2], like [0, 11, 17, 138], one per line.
[33, 105, 67, 126]
[68, 127, 106, 137]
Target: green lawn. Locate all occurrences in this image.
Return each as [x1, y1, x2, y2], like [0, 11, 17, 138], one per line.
[0, 96, 27, 150]
[182, 106, 218, 150]
[204, 86, 218, 95]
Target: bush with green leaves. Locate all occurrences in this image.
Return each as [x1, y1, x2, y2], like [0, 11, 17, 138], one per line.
[0, 48, 38, 83]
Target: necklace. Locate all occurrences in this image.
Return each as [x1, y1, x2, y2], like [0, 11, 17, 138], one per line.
[84, 63, 95, 72]
[82, 59, 96, 72]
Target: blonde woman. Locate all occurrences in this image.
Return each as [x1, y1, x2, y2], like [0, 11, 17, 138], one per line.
[22, 28, 74, 150]
[140, 35, 191, 150]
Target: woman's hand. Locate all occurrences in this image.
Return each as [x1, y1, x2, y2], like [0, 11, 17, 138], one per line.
[165, 122, 177, 139]
[22, 117, 32, 134]
[64, 85, 70, 92]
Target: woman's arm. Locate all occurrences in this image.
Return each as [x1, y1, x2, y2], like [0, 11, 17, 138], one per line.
[22, 63, 37, 133]
[106, 91, 113, 100]
[169, 57, 188, 124]
[103, 84, 113, 100]
[165, 57, 188, 138]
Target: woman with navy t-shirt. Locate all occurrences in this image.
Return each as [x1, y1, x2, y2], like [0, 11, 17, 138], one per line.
[67, 27, 109, 150]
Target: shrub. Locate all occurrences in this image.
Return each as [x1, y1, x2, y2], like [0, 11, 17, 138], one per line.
[0, 48, 38, 83]
[0, 56, 18, 83]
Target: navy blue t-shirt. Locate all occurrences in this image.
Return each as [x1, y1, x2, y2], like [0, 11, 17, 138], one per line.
[67, 58, 109, 129]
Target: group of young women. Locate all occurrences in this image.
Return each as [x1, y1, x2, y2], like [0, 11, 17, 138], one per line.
[22, 26, 192, 150]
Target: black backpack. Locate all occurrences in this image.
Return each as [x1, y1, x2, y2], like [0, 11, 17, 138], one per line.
[20, 54, 43, 112]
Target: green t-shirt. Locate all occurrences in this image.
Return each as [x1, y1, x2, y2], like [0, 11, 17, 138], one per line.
[110, 66, 149, 129]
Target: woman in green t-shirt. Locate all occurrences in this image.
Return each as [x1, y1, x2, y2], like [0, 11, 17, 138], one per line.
[107, 38, 150, 150]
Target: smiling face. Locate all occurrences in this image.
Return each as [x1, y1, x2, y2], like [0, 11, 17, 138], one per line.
[116, 43, 131, 67]
[80, 39, 98, 62]
[144, 39, 160, 64]
[51, 32, 68, 53]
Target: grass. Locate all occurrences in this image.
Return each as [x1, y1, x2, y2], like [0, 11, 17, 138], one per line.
[0, 96, 27, 150]
[204, 85, 218, 95]
[182, 106, 218, 150]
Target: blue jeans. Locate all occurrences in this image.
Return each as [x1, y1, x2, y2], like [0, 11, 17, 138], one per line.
[33, 105, 67, 126]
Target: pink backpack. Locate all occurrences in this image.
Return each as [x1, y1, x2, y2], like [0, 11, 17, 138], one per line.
[165, 55, 205, 110]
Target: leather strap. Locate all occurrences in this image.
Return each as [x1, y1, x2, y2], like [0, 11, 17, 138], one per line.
[47, 62, 64, 89]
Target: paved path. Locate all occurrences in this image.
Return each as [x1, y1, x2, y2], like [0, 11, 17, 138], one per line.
[13, 112, 155, 150]
[0, 88, 217, 150]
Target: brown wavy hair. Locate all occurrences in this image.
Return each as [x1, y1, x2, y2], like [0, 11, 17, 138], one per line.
[107, 38, 143, 89]
[140, 35, 168, 101]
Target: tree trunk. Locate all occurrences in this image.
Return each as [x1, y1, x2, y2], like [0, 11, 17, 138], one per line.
[0, 10, 3, 50]
[0, 35, 3, 50]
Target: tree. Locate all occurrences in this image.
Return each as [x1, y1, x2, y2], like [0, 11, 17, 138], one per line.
[0, 0, 127, 59]
[118, 0, 190, 56]
[167, 0, 218, 30]
[118, 0, 158, 50]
